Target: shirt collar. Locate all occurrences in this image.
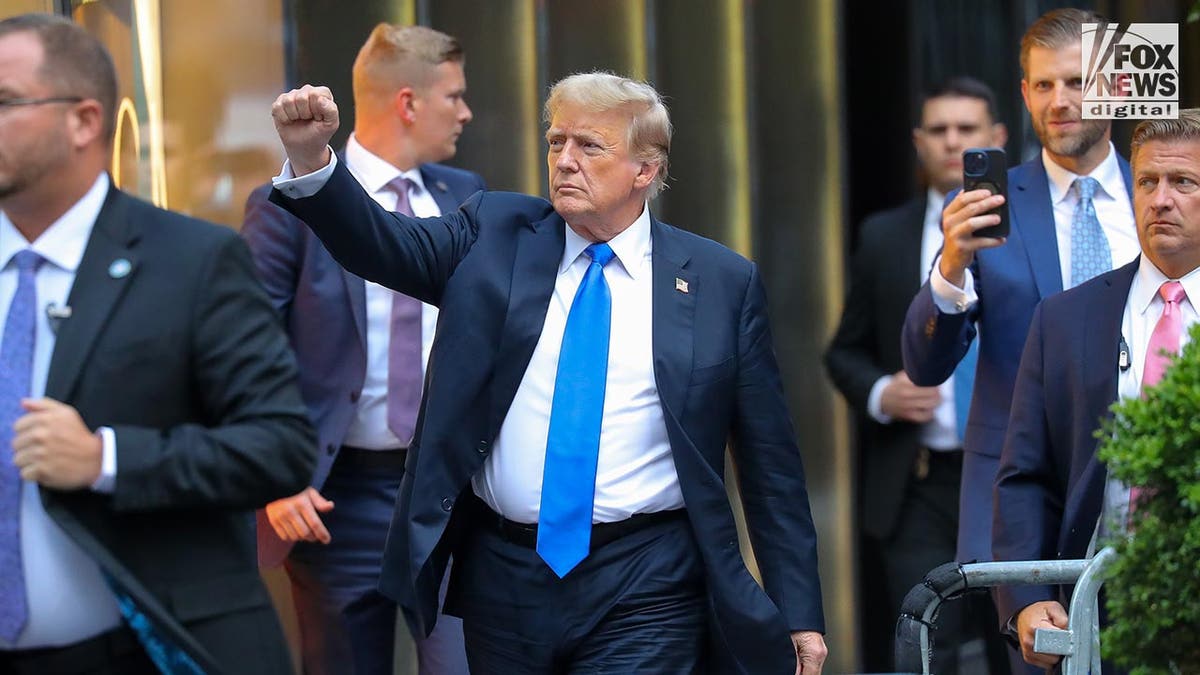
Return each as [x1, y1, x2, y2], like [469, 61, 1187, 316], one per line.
[345, 134, 428, 196]
[1131, 255, 1200, 317]
[560, 204, 653, 280]
[1043, 141, 1123, 206]
[0, 173, 109, 274]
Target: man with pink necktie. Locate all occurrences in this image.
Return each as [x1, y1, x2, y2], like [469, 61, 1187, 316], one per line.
[993, 108, 1200, 672]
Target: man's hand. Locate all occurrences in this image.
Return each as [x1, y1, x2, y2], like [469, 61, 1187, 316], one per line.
[792, 630, 827, 675]
[265, 487, 335, 543]
[271, 84, 339, 176]
[11, 398, 102, 489]
[880, 371, 942, 423]
[938, 189, 1008, 287]
[1015, 601, 1069, 669]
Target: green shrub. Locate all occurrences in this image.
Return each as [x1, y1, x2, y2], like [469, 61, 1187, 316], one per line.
[1096, 323, 1200, 674]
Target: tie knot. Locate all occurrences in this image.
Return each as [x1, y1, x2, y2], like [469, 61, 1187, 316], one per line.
[10, 249, 43, 274]
[585, 243, 615, 268]
[1160, 280, 1186, 304]
[387, 175, 416, 197]
[1075, 176, 1099, 202]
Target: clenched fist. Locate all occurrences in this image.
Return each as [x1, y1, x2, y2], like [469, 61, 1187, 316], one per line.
[271, 84, 340, 176]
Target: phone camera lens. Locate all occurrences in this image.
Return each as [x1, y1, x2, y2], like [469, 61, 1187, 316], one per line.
[964, 151, 987, 176]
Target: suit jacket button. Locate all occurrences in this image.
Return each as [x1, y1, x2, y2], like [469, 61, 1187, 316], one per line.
[441, 497, 454, 512]
[477, 440, 490, 454]
[727, 539, 737, 550]
[326, 444, 336, 456]
[349, 391, 361, 403]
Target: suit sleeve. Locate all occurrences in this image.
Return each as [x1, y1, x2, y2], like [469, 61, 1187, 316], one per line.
[730, 263, 825, 633]
[109, 234, 317, 511]
[824, 232, 888, 412]
[270, 159, 480, 306]
[901, 273, 979, 386]
[992, 301, 1061, 623]
[241, 183, 302, 322]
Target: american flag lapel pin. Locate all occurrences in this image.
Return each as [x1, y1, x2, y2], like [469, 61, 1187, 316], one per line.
[675, 277, 689, 294]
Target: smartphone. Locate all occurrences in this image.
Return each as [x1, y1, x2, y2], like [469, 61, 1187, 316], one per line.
[963, 147, 1009, 238]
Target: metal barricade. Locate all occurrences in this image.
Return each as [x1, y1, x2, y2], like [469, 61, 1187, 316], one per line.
[893, 546, 1118, 675]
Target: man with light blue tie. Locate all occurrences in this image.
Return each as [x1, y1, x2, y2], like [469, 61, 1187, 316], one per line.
[900, 8, 1138, 673]
[267, 71, 828, 674]
[0, 13, 315, 674]
[825, 76, 1007, 674]
[243, 23, 481, 675]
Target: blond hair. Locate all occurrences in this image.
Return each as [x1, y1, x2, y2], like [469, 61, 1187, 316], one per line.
[544, 71, 672, 199]
[352, 24, 463, 107]
[1131, 109, 1200, 166]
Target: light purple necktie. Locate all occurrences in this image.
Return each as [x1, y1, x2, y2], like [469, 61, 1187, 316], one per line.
[386, 176, 423, 444]
[1, 249, 44, 642]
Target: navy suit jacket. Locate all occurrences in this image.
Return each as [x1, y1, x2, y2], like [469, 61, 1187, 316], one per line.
[270, 159, 825, 674]
[243, 161, 484, 568]
[901, 155, 1133, 561]
[992, 259, 1136, 624]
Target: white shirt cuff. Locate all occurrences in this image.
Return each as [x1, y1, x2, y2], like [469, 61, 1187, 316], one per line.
[929, 255, 978, 314]
[867, 375, 894, 424]
[91, 426, 116, 493]
[271, 148, 338, 198]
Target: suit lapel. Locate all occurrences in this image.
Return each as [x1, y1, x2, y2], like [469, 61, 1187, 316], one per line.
[1068, 259, 1138, 553]
[890, 198, 926, 299]
[44, 187, 139, 401]
[650, 218, 695, 419]
[488, 212, 565, 434]
[421, 165, 465, 215]
[1011, 160, 1063, 300]
[341, 268, 368, 353]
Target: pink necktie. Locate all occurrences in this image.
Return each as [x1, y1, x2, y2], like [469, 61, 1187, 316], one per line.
[1142, 281, 1186, 389]
[1132, 280, 1187, 513]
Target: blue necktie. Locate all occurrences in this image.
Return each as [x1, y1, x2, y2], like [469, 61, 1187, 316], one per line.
[0, 249, 43, 642]
[538, 243, 614, 578]
[1070, 176, 1112, 288]
[953, 337, 979, 443]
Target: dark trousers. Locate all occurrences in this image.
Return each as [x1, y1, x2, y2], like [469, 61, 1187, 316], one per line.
[287, 448, 468, 675]
[446, 508, 708, 674]
[0, 626, 156, 675]
[881, 448, 967, 674]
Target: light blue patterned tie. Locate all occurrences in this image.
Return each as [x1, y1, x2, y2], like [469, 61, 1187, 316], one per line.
[538, 242, 614, 578]
[1070, 177, 1112, 288]
[953, 338, 978, 442]
[0, 249, 43, 643]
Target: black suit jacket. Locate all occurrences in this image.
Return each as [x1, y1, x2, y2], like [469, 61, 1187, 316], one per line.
[271, 160, 825, 674]
[824, 197, 927, 539]
[39, 185, 316, 673]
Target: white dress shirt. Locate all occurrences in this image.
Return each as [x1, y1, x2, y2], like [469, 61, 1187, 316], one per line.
[338, 135, 439, 450]
[275, 153, 685, 524]
[0, 174, 122, 648]
[1094, 258, 1200, 547]
[930, 142, 1140, 312]
[471, 207, 684, 523]
[867, 190, 962, 451]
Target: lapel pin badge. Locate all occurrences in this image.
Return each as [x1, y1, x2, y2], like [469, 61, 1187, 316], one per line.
[108, 258, 132, 279]
[435, 180, 449, 192]
[675, 277, 689, 294]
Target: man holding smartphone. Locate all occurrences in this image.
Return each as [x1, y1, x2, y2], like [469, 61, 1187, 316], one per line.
[901, 8, 1139, 671]
[826, 77, 1006, 673]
